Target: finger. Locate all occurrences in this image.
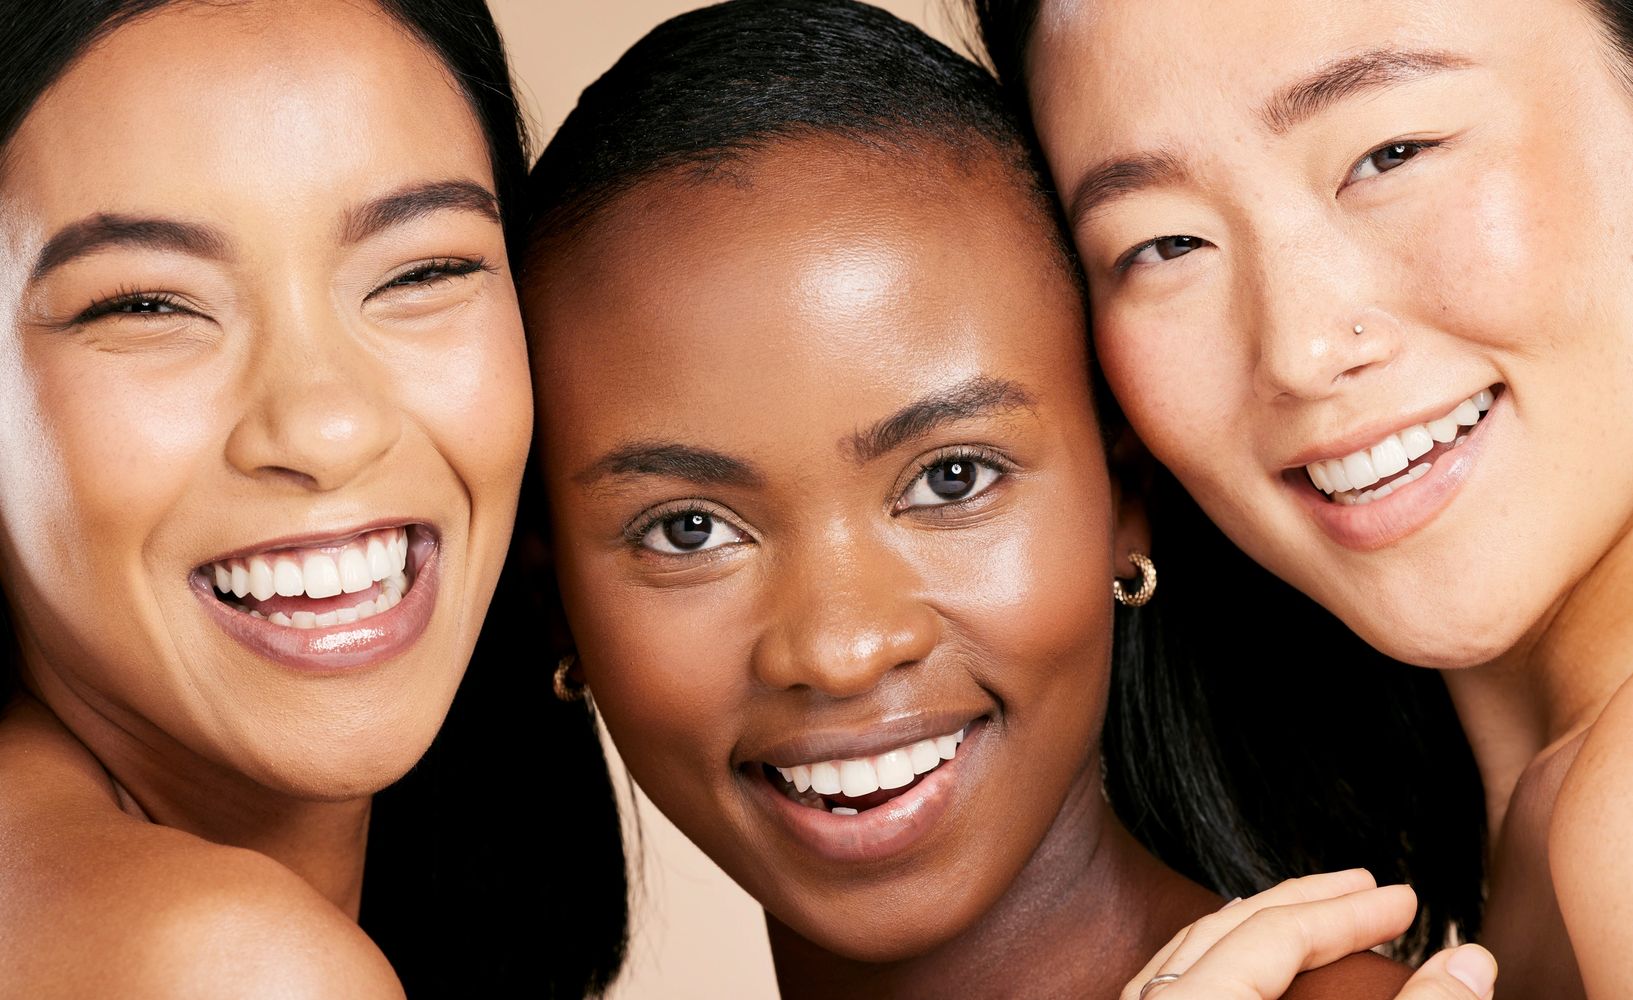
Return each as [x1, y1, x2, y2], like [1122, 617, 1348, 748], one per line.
[1128, 869, 1383, 991]
[1396, 944, 1498, 1000]
[1133, 884, 1420, 1000]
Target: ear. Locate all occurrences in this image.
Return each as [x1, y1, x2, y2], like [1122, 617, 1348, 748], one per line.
[1107, 426, 1154, 578]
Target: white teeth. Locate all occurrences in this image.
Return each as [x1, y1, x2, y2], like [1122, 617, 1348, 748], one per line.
[268, 611, 292, 626]
[1426, 416, 1459, 443]
[214, 564, 232, 594]
[314, 610, 339, 628]
[1341, 451, 1380, 490]
[1399, 425, 1435, 462]
[839, 759, 880, 798]
[831, 807, 859, 816]
[1304, 388, 1495, 501]
[273, 558, 303, 597]
[908, 740, 941, 775]
[338, 549, 372, 594]
[302, 553, 342, 600]
[229, 562, 249, 599]
[248, 557, 275, 601]
[809, 761, 842, 796]
[875, 750, 915, 790]
[1369, 435, 1409, 479]
[367, 537, 392, 582]
[780, 726, 968, 807]
[291, 611, 317, 629]
[336, 606, 359, 625]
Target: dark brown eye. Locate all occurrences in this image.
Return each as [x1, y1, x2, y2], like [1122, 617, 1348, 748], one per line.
[663, 512, 714, 550]
[1124, 235, 1208, 269]
[926, 460, 977, 500]
[1352, 142, 1429, 181]
[638, 508, 747, 555]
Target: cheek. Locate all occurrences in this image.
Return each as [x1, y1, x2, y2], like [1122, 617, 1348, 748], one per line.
[0, 336, 224, 604]
[397, 300, 532, 511]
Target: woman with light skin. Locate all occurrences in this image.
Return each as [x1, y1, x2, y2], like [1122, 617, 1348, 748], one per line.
[0, 2, 626, 996]
[524, 2, 1494, 997]
[967, 0, 1633, 995]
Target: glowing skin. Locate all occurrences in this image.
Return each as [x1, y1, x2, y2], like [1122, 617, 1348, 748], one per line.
[0, 2, 530, 994]
[530, 141, 1408, 998]
[1022, 0, 1633, 994]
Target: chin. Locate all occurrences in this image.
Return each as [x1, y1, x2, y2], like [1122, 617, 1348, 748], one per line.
[774, 892, 976, 964]
[1330, 583, 1534, 671]
[239, 715, 445, 802]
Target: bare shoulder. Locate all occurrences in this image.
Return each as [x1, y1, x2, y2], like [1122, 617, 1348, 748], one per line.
[1281, 952, 1413, 1000]
[1550, 672, 1633, 993]
[0, 701, 402, 1000]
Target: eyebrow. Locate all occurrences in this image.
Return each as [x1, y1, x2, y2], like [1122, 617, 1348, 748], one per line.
[576, 441, 764, 489]
[31, 215, 229, 281]
[1066, 149, 1191, 230]
[847, 375, 1037, 463]
[340, 179, 500, 245]
[1063, 47, 1472, 229]
[1260, 47, 1474, 135]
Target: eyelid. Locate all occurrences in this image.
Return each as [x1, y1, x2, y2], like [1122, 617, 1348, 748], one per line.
[1341, 136, 1448, 190]
[623, 498, 756, 548]
[893, 444, 1014, 514]
[366, 256, 493, 300]
[75, 288, 201, 324]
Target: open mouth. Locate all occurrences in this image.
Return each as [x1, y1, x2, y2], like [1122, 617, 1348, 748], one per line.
[199, 524, 429, 629]
[760, 725, 968, 816]
[1303, 386, 1499, 506]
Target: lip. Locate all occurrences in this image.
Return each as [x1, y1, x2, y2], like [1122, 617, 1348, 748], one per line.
[191, 529, 441, 673]
[197, 517, 433, 564]
[747, 718, 986, 864]
[1291, 391, 1505, 551]
[743, 709, 986, 769]
[1282, 386, 1497, 468]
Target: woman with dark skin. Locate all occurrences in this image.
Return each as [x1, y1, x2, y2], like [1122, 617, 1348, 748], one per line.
[524, 2, 1491, 996]
[0, 3, 625, 996]
[968, 0, 1633, 995]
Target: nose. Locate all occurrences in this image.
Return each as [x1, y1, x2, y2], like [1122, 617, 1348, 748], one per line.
[224, 298, 400, 492]
[1248, 239, 1399, 403]
[750, 524, 940, 698]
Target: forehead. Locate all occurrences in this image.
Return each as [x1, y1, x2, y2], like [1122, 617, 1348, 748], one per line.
[529, 141, 1087, 454]
[1, 0, 489, 244]
[1029, 0, 1528, 144]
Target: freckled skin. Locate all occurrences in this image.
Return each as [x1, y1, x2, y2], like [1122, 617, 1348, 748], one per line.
[0, 2, 531, 995]
[1024, 0, 1633, 994]
[529, 141, 1406, 998]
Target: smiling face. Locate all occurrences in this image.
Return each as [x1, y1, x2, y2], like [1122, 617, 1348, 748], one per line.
[533, 141, 1136, 959]
[0, 1, 531, 799]
[1024, 0, 1633, 668]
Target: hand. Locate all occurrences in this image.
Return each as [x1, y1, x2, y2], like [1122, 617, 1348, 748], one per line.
[1122, 870, 1498, 1000]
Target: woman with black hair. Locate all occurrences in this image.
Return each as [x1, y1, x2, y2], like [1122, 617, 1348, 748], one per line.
[0, 3, 623, 996]
[523, 1, 1491, 996]
[969, 0, 1633, 995]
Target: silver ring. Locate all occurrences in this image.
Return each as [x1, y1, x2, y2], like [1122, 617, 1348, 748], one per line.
[1139, 973, 1182, 999]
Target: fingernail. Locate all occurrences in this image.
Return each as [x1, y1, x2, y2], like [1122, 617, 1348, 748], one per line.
[1446, 945, 1496, 997]
[1221, 896, 1242, 909]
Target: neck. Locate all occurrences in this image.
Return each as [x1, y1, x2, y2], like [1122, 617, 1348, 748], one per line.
[765, 766, 1218, 999]
[20, 670, 371, 917]
[1443, 517, 1633, 835]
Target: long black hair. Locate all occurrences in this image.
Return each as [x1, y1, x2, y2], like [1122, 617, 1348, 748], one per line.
[966, 0, 1491, 957]
[530, 0, 1483, 963]
[0, 3, 626, 996]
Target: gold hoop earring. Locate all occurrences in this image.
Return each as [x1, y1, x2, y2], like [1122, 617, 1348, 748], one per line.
[553, 652, 586, 702]
[1113, 552, 1157, 608]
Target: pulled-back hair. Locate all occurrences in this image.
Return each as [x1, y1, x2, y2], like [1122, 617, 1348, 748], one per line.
[0, 3, 625, 995]
[534, 0, 1486, 963]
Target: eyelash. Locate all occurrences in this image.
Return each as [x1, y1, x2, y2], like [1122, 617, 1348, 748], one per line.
[73, 257, 493, 325]
[896, 446, 1013, 513]
[624, 500, 750, 550]
[1112, 138, 1444, 273]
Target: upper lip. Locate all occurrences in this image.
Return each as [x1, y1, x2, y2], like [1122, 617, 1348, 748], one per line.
[1281, 385, 1495, 469]
[741, 709, 985, 768]
[195, 517, 435, 567]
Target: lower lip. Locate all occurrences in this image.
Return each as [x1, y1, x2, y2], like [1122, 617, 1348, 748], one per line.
[748, 721, 984, 865]
[1294, 394, 1504, 551]
[191, 544, 440, 672]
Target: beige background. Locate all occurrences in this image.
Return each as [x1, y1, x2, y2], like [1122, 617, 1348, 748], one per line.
[487, 2, 961, 997]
